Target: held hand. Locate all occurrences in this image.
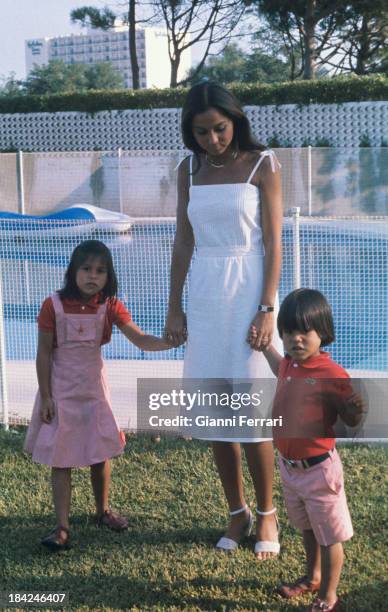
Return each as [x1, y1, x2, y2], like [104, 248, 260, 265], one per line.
[40, 397, 55, 424]
[343, 392, 367, 426]
[164, 309, 187, 347]
[247, 312, 274, 351]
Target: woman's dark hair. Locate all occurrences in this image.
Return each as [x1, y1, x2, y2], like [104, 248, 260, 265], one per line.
[181, 81, 265, 171]
[277, 288, 335, 347]
[59, 240, 118, 303]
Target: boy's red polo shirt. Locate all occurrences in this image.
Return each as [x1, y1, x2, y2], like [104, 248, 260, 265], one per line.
[273, 351, 353, 460]
[38, 293, 132, 347]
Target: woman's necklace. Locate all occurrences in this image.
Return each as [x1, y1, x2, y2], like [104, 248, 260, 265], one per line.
[205, 150, 239, 168]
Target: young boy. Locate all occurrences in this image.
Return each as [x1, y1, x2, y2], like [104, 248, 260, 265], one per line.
[252, 288, 364, 611]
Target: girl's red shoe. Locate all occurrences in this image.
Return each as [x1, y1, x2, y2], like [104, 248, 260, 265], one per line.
[279, 576, 320, 598]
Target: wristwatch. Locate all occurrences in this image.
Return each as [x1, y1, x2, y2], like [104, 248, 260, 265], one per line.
[258, 304, 274, 313]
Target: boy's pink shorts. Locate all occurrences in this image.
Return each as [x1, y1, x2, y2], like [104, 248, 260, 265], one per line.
[278, 448, 353, 546]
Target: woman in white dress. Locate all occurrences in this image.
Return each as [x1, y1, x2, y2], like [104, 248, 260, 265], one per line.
[164, 82, 282, 559]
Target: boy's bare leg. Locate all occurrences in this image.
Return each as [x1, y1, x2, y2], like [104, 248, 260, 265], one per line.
[303, 529, 322, 584]
[319, 542, 344, 607]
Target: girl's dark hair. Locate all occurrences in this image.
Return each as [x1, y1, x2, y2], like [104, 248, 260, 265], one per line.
[277, 289, 335, 347]
[59, 240, 118, 303]
[181, 81, 265, 171]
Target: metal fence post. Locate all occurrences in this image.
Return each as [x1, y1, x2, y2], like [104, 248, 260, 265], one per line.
[291, 206, 301, 289]
[118, 147, 123, 214]
[308, 145, 312, 216]
[17, 150, 25, 214]
[0, 265, 9, 430]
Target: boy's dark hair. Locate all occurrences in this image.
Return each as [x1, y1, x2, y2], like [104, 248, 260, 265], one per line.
[181, 81, 265, 172]
[277, 288, 335, 347]
[59, 240, 118, 303]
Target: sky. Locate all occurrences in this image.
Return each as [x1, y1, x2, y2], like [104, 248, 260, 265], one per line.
[0, 0, 93, 79]
[0, 0, 210, 82]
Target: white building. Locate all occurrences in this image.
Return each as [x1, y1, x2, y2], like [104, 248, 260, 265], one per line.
[25, 26, 191, 89]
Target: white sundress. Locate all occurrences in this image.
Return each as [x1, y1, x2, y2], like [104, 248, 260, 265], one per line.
[183, 150, 283, 442]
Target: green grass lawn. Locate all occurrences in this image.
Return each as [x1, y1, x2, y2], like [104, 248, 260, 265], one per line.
[0, 431, 387, 611]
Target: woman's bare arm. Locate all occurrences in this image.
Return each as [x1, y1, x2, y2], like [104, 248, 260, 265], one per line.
[258, 155, 283, 307]
[249, 154, 283, 351]
[164, 157, 195, 343]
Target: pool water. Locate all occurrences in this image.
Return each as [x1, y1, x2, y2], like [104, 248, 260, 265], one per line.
[1, 221, 387, 372]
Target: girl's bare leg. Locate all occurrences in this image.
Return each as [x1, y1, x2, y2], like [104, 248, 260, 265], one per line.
[51, 467, 71, 532]
[90, 460, 110, 516]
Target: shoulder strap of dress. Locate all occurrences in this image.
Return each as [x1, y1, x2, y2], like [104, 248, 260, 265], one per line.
[97, 299, 108, 315]
[50, 292, 64, 314]
[246, 150, 281, 184]
[174, 155, 192, 188]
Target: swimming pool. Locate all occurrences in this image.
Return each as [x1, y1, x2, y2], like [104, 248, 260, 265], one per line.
[1, 218, 387, 372]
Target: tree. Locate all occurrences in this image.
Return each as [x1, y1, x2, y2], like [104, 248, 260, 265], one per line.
[84, 62, 124, 89]
[71, 2, 145, 89]
[0, 72, 24, 97]
[246, 1, 352, 80]
[24, 60, 123, 95]
[188, 42, 292, 84]
[152, 0, 247, 87]
[332, 1, 388, 75]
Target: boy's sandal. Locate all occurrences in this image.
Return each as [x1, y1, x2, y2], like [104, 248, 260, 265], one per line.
[279, 575, 321, 598]
[308, 598, 343, 611]
[96, 509, 128, 531]
[41, 526, 70, 551]
[254, 507, 280, 559]
[216, 504, 253, 551]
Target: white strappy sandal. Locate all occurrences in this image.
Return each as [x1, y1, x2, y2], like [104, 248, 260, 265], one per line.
[216, 504, 253, 552]
[254, 507, 280, 558]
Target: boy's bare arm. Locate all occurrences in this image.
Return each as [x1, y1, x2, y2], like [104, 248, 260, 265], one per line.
[262, 344, 282, 376]
[337, 392, 366, 427]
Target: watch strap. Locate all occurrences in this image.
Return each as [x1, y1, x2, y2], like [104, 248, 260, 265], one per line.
[258, 304, 274, 313]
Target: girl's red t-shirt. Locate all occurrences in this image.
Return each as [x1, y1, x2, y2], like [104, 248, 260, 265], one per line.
[37, 293, 132, 346]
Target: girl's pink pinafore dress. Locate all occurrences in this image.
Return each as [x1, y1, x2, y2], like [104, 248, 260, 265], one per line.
[24, 293, 124, 468]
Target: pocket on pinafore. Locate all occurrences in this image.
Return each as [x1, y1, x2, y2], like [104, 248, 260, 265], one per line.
[66, 319, 97, 341]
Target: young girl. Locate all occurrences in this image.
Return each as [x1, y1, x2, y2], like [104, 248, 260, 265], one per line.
[253, 288, 363, 611]
[24, 240, 176, 551]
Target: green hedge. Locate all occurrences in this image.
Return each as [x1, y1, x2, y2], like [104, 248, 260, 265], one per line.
[0, 75, 387, 114]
